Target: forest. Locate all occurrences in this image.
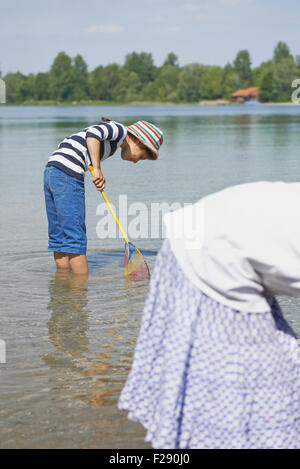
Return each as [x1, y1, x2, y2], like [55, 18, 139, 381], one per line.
[1, 41, 299, 104]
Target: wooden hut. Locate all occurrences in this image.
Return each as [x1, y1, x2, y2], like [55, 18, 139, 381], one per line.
[231, 86, 260, 103]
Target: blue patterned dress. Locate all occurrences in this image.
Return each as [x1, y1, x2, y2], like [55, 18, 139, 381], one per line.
[118, 239, 300, 449]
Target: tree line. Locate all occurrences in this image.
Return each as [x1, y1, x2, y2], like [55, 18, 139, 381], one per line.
[1, 42, 299, 104]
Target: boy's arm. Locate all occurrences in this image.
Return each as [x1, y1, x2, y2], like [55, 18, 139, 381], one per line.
[87, 137, 106, 191]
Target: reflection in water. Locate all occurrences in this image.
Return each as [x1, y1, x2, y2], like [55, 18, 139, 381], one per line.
[46, 271, 89, 357]
[41, 267, 148, 421]
[42, 271, 119, 412]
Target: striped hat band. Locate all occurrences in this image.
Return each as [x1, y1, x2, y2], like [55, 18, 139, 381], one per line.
[126, 120, 163, 159]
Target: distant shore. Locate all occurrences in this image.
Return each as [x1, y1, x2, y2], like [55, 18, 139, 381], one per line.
[0, 100, 299, 106]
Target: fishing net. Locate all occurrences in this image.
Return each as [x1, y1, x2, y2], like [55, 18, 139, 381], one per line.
[124, 241, 150, 279]
[88, 166, 150, 280]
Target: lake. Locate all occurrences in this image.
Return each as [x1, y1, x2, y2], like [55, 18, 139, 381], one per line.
[0, 104, 300, 448]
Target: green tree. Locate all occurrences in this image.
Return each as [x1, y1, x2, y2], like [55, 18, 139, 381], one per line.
[146, 64, 180, 102]
[4, 72, 33, 103]
[89, 65, 104, 100]
[72, 54, 89, 100]
[271, 42, 297, 102]
[50, 52, 74, 101]
[6, 45, 299, 104]
[199, 66, 223, 100]
[178, 64, 208, 102]
[3, 73, 21, 102]
[233, 49, 252, 88]
[163, 52, 179, 68]
[259, 70, 274, 102]
[252, 60, 273, 86]
[89, 63, 130, 102]
[124, 52, 156, 85]
[222, 63, 240, 99]
[273, 41, 293, 64]
[273, 57, 297, 102]
[34, 73, 51, 100]
[24, 73, 35, 101]
[124, 71, 143, 102]
[111, 69, 132, 102]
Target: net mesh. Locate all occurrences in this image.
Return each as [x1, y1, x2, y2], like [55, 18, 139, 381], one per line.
[124, 242, 150, 279]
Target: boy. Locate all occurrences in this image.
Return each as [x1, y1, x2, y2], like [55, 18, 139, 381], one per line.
[44, 119, 163, 275]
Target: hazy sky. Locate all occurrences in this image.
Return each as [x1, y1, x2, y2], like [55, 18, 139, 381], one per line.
[1, 0, 300, 74]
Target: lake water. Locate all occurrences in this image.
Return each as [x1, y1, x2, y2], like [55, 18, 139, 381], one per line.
[0, 104, 300, 448]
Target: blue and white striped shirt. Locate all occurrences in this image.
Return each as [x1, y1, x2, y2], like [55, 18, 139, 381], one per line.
[47, 120, 127, 180]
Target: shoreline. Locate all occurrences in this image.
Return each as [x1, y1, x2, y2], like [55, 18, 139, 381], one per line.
[0, 100, 299, 107]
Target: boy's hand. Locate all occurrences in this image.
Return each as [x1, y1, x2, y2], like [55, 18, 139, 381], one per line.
[92, 168, 106, 191]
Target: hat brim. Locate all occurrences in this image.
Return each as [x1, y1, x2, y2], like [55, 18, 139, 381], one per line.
[127, 128, 158, 160]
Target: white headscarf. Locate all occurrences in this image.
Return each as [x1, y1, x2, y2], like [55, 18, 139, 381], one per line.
[164, 181, 300, 313]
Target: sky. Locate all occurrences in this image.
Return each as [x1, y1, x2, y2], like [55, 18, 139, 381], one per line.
[1, 0, 300, 75]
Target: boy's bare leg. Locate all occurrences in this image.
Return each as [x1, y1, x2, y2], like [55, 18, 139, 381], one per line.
[69, 254, 89, 275]
[54, 252, 70, 271]
[53, 252, 88, 275]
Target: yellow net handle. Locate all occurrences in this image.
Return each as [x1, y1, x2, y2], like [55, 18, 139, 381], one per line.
[88, 166, 129, 244]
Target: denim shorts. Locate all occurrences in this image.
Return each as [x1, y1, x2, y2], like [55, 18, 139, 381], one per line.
[44, 166, 87, 255]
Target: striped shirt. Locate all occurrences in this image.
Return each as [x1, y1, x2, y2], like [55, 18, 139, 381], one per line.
[47, 121, 127, 180]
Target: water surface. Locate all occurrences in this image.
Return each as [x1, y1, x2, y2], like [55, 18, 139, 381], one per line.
[0, 104, 300, 448]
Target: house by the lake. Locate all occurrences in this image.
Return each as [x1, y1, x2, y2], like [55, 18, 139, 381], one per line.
[231, 86, 260, 103]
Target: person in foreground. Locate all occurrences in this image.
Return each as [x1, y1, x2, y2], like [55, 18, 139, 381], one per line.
[119, 181, 300, 449]
[43, 118, 163, 275]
